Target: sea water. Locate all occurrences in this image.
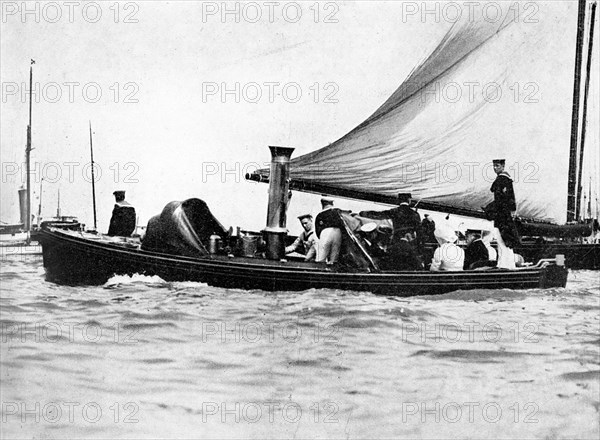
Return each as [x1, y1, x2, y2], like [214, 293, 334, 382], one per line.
[1, 255, 598, 439]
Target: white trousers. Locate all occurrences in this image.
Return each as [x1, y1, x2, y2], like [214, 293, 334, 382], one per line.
[493, 226, 515, 269]
[316, 228, 342, 264]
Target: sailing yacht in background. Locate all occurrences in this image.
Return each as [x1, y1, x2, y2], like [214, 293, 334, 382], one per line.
[1, 61, 35, 247]
[2, 61, 81, 252]
[0, 187, 28, 245]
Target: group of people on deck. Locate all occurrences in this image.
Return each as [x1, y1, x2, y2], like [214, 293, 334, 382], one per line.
[108, 159, 523, 271]
[286, 158, 522, 271]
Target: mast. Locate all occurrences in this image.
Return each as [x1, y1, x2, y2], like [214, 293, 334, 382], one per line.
[588, 178, 593, 219]
[37, 178, 43, 227]
[567, 0, 587, 222]
[25, 60, 34, 233]
[57, 189, 61, 218]
[89, 121, 97, 229]
[575, 1, 597, 220]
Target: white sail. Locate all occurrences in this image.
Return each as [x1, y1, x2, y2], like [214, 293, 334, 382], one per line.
[263, 2, 582, 224]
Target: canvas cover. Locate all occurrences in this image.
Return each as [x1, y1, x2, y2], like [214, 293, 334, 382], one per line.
[142, 199, 227, 256]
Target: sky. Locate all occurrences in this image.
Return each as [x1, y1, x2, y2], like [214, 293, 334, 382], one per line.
[1, 1, 598, 236]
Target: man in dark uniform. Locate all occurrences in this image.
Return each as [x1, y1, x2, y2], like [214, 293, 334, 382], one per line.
[463, 229, 490, 269]
[107, 190, 136, 237]
[486, 159, 520, 269]
[359, 193, 422, 246]
[315, 198, 345, 263]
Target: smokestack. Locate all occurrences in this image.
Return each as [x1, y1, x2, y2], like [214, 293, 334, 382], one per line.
[18, 188, 27, 226]
[263, 146, 294, 260]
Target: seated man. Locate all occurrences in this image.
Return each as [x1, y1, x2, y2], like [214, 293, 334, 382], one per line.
[358, 222, 389, 259]
[285, 214, 317, 261]
[430, 224, 464, 271]
[463, 229, 490, 269]
[107, 190, 136, 237]
[380, 230, 424, 271]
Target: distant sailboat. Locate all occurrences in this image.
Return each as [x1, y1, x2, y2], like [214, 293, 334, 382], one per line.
[19, 61, 81, 242]
[0, 188, 26, 238]
[1, 61, 35, 245]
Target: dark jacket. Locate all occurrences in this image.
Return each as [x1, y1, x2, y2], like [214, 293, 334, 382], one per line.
[464, 239, 489, 269]
[359, 204, 422, 245]
[107, 201, 136, 237]
[421, 217, 436, 243]
[491, 172, 517, 212]
[490, 172, 520, 247]
[379, 239, 423, 271]
[315, 208, 344, 238]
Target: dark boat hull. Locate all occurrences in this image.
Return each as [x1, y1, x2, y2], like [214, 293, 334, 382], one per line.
[38, 229, 568, 296]
[515, 242, 600, 270]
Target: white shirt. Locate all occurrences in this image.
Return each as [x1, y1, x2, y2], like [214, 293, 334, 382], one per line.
[430, 243, 465, 271]
[486, 244, 498, 261]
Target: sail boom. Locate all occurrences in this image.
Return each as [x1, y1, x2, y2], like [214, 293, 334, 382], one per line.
[246, 172, 487, 219]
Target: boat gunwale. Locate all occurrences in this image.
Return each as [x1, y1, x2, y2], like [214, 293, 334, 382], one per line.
[40, 227, 549, 286]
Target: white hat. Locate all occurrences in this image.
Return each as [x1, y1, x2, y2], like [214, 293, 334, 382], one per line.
[360, 222, 377, 233]
[434, 224, 458, 244]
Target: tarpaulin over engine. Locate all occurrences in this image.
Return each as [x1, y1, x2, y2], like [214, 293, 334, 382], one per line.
[141, 199, 226, 256]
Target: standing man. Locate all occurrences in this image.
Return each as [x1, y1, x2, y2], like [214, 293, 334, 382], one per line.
[107, 190, 136, 237]
[487, 159, 520, 269]
[359, 193, 422, 247]
[285, 214, 317, 261]
[315, 198, 344, 264]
